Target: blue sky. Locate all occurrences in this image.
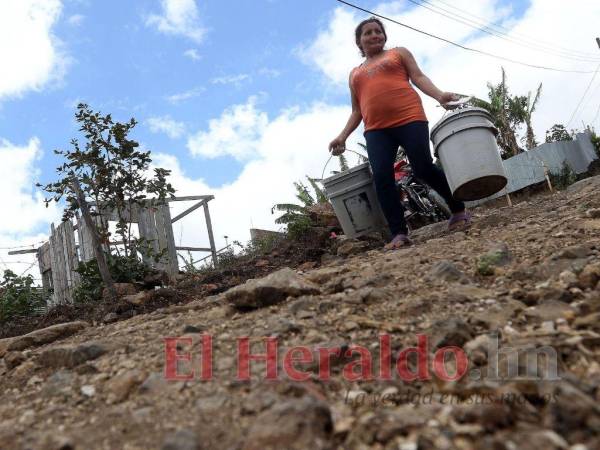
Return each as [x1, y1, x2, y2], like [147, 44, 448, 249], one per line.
[2, 0, 336, 187]
[1, 0, 599, 277]
[0, 0, 538, 187]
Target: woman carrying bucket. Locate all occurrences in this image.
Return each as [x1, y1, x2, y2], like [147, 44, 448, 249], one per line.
[329, 17, 471, 250]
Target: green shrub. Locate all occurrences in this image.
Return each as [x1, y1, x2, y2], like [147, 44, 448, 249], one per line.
[286, 215, 313, 241]
[214, 247, 239, 270]
[549, 162, 577, 190]
[243, 235, 283, 257]
[591, 130, 600, 158]
[0, 270, 46, 323]
[477, 252, 505, 276]
[73, 254, 150, 303]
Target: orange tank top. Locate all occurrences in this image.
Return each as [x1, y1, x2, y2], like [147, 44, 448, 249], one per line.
[350, 48, 427, 132]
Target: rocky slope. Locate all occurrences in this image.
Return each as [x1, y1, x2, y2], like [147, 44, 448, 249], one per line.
[1, 177, 600, 450]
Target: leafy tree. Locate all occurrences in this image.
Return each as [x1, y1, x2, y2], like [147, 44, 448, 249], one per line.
[522, 83, 543, 149]
[470, 68, 541, 158]
[0, 270, 45, 323]
[272, 176, 329, 238]
[338, 154, 350, 171]
[330, 149, 366, 175]
[545, 124, 599, 160]
[545, 124, 573, 143]
[38, 104, 176, 299]
[355, 143, 371, 162]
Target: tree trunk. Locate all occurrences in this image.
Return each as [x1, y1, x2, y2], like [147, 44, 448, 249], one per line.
[71, 179, 117, 301]
[525, 118, 537, 150]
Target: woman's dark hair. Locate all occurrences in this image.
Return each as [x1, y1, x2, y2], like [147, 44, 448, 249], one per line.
[355, 17, 387, 57]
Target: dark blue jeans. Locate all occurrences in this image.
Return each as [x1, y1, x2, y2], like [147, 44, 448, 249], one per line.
[365, 121, 464, 236]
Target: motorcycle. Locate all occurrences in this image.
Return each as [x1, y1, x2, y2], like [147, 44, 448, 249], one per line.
[323, 147, 451, 232]
[393, 156, 451, 231]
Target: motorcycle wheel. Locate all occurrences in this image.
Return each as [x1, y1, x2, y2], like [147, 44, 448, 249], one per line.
[427, 190, 451, 220]
[405, 187, 433, 230]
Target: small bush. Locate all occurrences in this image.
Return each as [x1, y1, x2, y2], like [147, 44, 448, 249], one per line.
[214, 247, 239, 270]
[477, 252, 504, 276]
[591, 130, 600, 158]
[73, 254, 150, 303]
[0, 270, 46, 323]
[549, 162, 577, 190]
[286, 215, 313, 241]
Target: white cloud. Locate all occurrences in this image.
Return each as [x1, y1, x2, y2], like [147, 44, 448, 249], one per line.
[162, 0, 600, 256]
[297, 7, 362, 88]
[187, 95, 269, 160]
[0, 233, 49, 283]
[146, 0, 205, 43]
[159, 99, 364, 251]
[211, 74, 251, 87]
[0, 0, 68, 100]
[166, 86, 205, 104]
[0, 138, 60, 236]
[299, 0, 600, 138]
[146, 116, 186, 139]
[184, 48, 201, 60]
[258, 68, 282, 78]
[297, 1, 511, 87]
[67, 14, 84, 26]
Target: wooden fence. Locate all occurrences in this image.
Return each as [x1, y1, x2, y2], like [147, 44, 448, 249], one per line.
[12, 196, 217, 305]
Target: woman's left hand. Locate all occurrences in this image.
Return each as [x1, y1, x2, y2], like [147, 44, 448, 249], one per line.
[438, 92, 459, 109]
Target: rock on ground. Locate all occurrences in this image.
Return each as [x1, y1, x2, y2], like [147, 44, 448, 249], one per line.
[2, 176, 600, 449]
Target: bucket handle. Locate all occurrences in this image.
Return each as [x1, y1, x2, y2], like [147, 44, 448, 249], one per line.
[321, 148, 369, 180]
[436, 95, 475, 119]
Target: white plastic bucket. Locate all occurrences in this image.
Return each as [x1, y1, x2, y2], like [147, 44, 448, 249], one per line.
[430, 107, 507, 201]
[322, 162, 387, 238]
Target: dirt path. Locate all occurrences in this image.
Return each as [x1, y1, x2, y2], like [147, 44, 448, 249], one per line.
[1, 177, 600, 450]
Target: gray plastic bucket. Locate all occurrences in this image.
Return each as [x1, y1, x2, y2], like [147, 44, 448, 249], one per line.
[430, 107, 507, 201]
[322, 162, 387, 238]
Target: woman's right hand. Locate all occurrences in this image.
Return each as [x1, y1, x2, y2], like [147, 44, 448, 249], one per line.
[328, 136, 346, 156]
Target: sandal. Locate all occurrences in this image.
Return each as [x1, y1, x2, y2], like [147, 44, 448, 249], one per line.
[384, 233, 411, 250]
[448, 211, 472, 231]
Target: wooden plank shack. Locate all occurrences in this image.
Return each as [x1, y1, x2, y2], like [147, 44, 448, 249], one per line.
[36, 242, 52, 293]
[24, 194, 217, 304]
[95, 196, 218, 273]
[46, 221, 80, 306]
[170, 196, 218, 267]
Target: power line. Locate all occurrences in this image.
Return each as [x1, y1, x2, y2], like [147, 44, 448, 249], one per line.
[566, 60, 600, 127]
[592, 102, 600, 127]
[336, 0, 597, 74]
[19, 260, 39, 277]
[1, 261, 38, 265]
[0, 240, 46, 251]
[568, 68, 600, 127]
[577, 77, 600, 125]
[426, 0, 600, 60]
[407, 0, 600, 63]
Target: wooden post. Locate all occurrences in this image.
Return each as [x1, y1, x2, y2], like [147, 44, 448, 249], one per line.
[159, 204, 179, 277]
[71, 179, 117, 301]
[543, 163, 554, 192]
[203, 202, 218, 267]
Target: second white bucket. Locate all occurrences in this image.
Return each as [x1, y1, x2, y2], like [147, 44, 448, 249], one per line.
[430, 107, 508, 201]
[322, 162, 387, 238]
